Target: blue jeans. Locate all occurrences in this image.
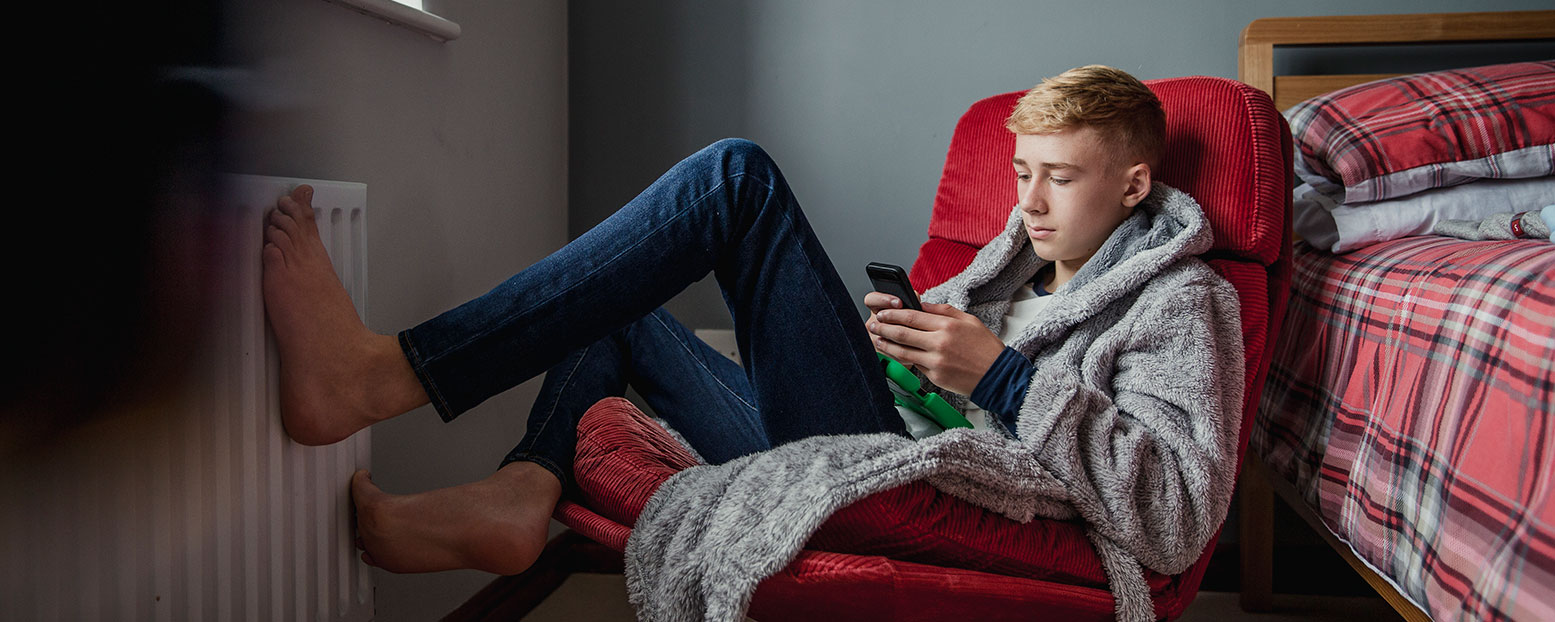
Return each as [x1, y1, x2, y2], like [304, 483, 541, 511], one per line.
[397, 139, 909, 490]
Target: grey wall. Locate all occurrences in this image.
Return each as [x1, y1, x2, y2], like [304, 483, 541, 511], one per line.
[229, 2, 567, 620]
[571, 0, 1555, 330]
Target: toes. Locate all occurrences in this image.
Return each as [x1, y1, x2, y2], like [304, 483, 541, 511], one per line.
[293, 184, 314, 207]
[280, 185, 316, 222]
[269, 204, 302, 238]
[350, 470, 382, 501]
[262, 242, 285, 269]
[264, 225, 293, 254]
[276, 195, 306, 220]
[350, 471, 387, 569]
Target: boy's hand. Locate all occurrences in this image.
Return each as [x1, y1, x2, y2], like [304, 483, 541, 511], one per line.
[866, 302, 1004, 395]
[862, 291, 905, 353]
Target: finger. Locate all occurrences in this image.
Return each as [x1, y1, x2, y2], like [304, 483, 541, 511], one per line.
[921, 303, 961, 316]
[864, 291, 903, 311]
[871, 319, 931, 349]
[872, 333, 926, 366]
[876, 308, 943, 330]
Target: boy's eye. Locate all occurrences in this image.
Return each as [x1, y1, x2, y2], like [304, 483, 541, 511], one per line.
[1050, 177, 1070, 186]
[1015, 172, 1031, 181]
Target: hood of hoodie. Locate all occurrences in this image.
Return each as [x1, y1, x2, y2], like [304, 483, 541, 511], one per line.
[922, 182, 1214, 346]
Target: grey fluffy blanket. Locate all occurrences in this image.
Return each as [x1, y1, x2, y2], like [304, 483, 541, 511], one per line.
[624, 183, 1246, 621]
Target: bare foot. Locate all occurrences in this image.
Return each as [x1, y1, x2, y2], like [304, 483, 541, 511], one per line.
[350, 464, 561, 575]
[262, 185, 427, 445]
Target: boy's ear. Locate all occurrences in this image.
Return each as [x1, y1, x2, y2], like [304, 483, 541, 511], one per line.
[1121, 162, 1152, 208]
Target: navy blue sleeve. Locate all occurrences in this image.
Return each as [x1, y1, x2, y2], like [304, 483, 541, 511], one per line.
[969, 346, 1034, 435]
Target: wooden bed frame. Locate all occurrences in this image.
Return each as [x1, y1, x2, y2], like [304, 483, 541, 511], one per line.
[1234, 10, 1555, 621]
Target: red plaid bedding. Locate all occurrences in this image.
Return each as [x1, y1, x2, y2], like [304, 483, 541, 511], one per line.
[1286, 60, 1555, 203]
[1254, 235, 1555, 621]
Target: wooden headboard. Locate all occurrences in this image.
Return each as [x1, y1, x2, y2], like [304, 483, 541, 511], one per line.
[1238, 10, 1555, 110]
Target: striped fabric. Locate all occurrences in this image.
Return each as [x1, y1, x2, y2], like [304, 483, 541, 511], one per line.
[1286, 61, 1555, 204]
[1254, 237, 1555, 621]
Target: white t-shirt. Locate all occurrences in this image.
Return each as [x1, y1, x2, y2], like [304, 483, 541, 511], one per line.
[895, 282, 1054, 439]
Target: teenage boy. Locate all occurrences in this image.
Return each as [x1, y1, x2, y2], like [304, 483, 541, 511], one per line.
[263, 65, 1242, 618]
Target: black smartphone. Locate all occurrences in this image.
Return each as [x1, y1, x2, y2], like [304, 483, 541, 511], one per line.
[866, 262, 923, 311]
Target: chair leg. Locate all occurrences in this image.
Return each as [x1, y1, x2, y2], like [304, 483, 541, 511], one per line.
[444, 530, 626, 622]
[1238, 455, 1274, 612]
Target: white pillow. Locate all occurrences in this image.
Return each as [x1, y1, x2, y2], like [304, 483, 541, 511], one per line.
[1294, 176, 1555, 253]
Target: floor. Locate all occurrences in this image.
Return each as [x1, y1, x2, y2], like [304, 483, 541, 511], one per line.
[521, 573, 1405, 621]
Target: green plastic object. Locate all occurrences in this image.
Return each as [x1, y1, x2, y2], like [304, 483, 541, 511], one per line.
[877, 353, 972, 430]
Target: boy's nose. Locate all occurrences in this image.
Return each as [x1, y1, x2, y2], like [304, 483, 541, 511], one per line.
[1019, 187, 1046, 213]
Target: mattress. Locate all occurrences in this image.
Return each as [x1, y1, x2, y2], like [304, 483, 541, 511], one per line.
[1253, 235, 1555, 621]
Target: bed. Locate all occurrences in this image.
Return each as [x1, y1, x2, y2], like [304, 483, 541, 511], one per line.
[1235, 11, 1555, 622]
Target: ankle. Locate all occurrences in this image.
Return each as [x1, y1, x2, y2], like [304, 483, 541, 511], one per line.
[367, 332, 430, 419]
[496, 460, 564, 498]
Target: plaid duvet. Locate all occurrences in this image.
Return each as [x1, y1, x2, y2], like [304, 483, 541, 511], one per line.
[1254, 236, 1555, 621]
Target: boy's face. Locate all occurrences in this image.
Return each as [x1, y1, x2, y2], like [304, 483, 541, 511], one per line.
[1011, 127, 1150, 270]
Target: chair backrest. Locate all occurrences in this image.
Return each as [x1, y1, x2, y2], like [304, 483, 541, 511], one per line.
[908, 76, 1294, 614]
[911, 76, 1288, 285]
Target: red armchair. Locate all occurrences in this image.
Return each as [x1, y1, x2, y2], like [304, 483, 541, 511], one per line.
[450, 76, 1292, 621]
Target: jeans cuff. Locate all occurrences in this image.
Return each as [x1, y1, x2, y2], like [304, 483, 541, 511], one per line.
[397, 329, 460, 423]
[500, 452, 572, 493]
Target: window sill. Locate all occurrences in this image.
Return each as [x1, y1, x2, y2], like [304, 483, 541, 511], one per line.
[327, 0, 461, 41]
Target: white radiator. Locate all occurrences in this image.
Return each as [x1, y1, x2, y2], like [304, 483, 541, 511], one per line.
[0, 175, 374, 621]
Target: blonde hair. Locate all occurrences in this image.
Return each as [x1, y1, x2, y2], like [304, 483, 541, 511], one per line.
[1005, 65, 1165, 170]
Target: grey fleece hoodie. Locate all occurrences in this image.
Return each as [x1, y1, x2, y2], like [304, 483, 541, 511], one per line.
[624, 183, 1246, 622]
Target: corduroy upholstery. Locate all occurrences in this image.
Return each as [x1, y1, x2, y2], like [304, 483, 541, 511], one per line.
[911, 77, 1288, 285]
[552, 76, 1293, 621]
